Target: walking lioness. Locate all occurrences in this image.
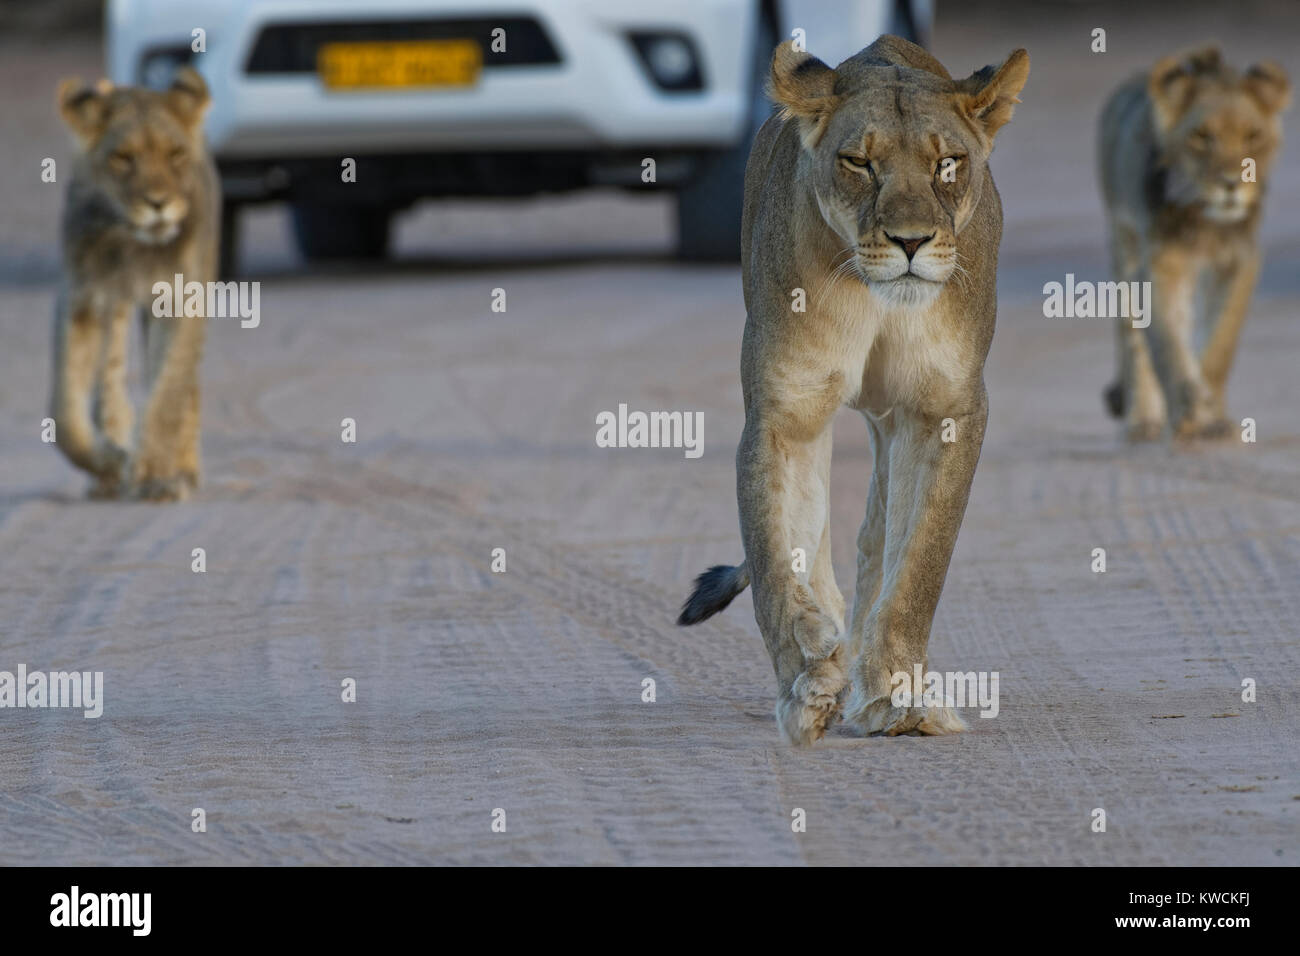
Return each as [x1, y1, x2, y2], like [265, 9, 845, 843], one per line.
[1100, 48, 1289, 440]
[678, 35, 1028, 745]
[51, 69, 218, 500]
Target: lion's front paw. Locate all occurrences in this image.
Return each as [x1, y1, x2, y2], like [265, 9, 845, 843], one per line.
[776, 655, 847, 747]
[132, 475, 191, 502]
[1125, 419, 1164, 443]
[1172, 392, 1230, 442]
[1188, 417, 1234, 441]
[841, 679, 969, 737]
[86, 441, 130, 499]
[88, 475, 127, 499]
[100, 438, 129, 468]
[843, 694, 968, 736]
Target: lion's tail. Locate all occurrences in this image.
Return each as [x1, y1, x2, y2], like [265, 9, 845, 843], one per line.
[1103, 380, 1124, 418]
[677, 561, 750, 625]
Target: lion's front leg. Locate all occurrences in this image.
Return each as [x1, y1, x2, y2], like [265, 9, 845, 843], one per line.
[1198, 252, 1259, 433]
[89, 301, 137, 496]
[1119, 316, 1167, 442]
[843, 399, 986, 737]
[50, 292, 130, 495]
[1144, 249, 1222, 439]
[738, 419, 847, 746]
[173, 377, 203, 491]
[132, 313, 206, 501]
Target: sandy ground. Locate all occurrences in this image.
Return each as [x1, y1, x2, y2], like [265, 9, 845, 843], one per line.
[1, 2, 1297, 865]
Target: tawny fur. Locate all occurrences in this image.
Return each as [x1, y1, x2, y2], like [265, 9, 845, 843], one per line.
[680, 36, 1029, 745]
[51, 68, 219, 501]
[1098, 48, 1289, 441]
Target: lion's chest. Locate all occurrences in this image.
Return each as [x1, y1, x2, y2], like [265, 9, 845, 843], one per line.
[818, 281, 968, 415]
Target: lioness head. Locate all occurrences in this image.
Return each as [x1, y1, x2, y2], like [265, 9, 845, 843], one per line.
[1148, 47, 1289, 224]
[57, 69, 211, 245]
[769, 40, 1028, 308]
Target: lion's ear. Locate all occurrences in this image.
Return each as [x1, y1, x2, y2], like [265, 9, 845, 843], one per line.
[1149, 47, 1221, 132]
[1244, 60, 1290, 115]
[959, 49, 1029, 143]
[57, 77, 110, 145]
[768, 41, 839, 149]
[165, 67, 211, 130]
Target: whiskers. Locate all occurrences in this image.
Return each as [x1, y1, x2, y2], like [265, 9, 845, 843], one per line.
[949, 250, 975, 297]
[811, 247, 864, 310]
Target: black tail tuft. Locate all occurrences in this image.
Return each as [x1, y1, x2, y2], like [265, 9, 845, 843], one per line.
[677, 563, 750, 626]
[1103, 380, 1125, 418]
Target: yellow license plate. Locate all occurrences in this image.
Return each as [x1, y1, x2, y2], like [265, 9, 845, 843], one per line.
[317, 39, 482, 89]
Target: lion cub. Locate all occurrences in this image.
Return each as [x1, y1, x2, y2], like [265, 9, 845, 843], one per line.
[52, 68, 219, 500]
[1100, 48, 1289, 440]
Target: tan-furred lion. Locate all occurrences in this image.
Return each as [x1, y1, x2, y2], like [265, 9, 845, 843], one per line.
[51, 68, 219, 501]
[1099, 47, 1289, 440]
[678, 35, 1029, 746]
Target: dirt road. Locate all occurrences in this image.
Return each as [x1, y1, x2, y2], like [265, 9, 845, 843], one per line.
[1, 3, 1297, 864]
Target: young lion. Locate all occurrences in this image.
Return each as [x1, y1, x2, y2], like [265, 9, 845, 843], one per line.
[1100, 48, 1289, 440]
[678, 36, 1028, 745]
[51, 68, 219, 500]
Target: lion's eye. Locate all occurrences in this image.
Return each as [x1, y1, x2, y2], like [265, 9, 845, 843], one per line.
[109, 151, 133, 173]
[169, 147, 187, 166]
[840, 153, 871, 172]
[1189, 127, 1212, 148]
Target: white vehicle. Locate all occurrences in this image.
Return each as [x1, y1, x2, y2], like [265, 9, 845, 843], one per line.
[107, 0, 931, 271]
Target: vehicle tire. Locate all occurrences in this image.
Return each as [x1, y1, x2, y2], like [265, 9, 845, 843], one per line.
[890, 0, 929, 48]
[219, 199, 240, 279]
[290, 203, 392, 261]
[674, 14, 775, 262]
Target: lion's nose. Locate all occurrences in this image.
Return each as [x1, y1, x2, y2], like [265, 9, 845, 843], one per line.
[144, 194, 168, 211]
[885, 232, 933, 261]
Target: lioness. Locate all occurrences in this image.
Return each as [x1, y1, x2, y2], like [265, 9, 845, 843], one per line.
[1100, 48, 1289, 440]
[678, 36, 1028, 745]
[52, 68, 219, 500]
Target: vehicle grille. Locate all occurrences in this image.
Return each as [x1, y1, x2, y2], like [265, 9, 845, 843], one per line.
[245, 17, 561, 73]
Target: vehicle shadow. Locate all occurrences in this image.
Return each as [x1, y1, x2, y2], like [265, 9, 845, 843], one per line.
[239, 246, 684, 283]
